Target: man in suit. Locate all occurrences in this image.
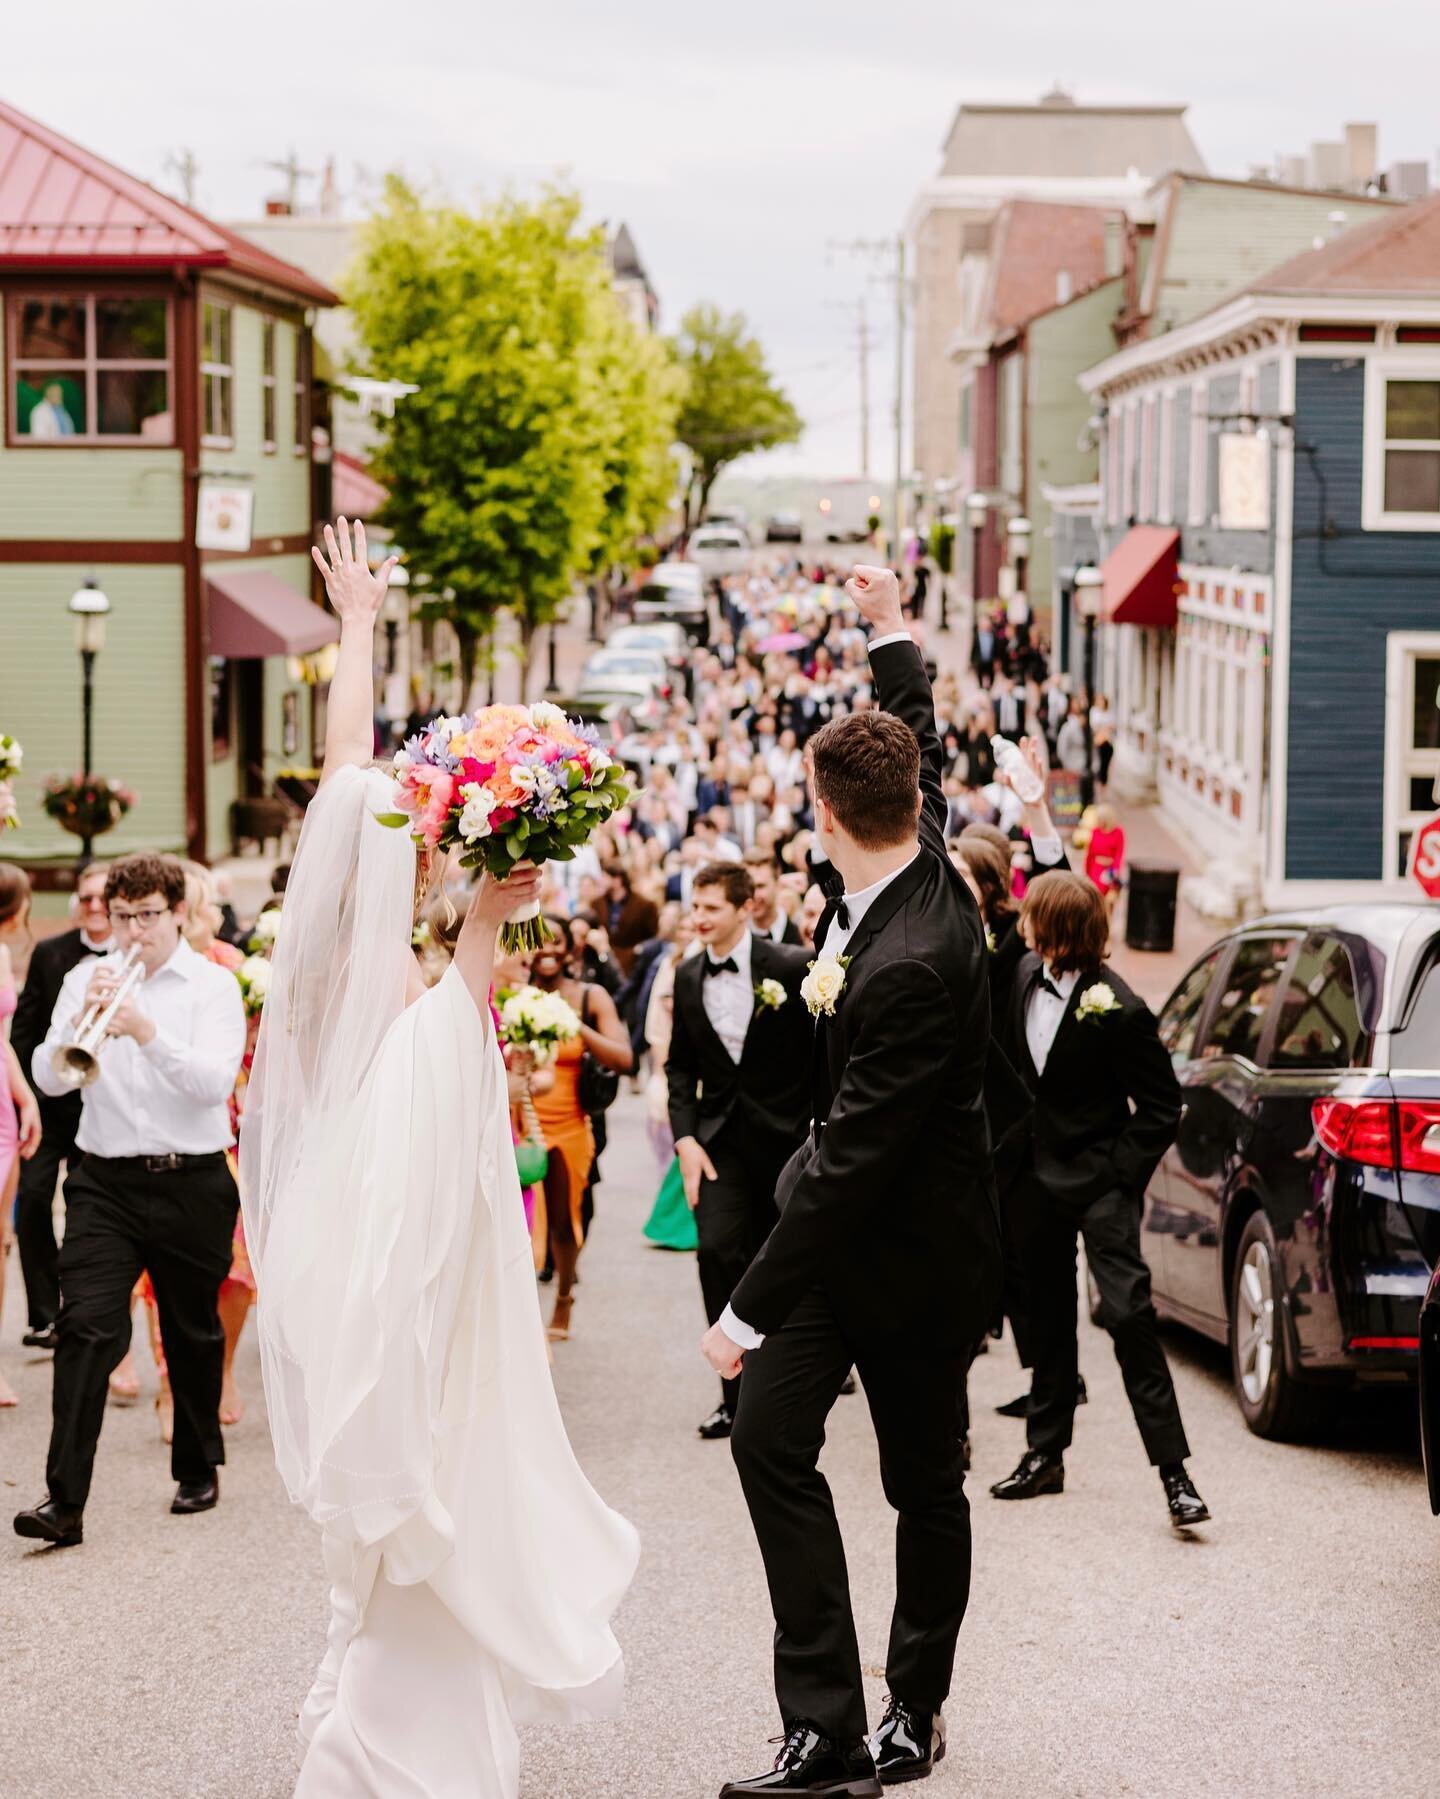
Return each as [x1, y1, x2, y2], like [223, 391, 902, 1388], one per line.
[702, 567, 1002, 1797]
[668, 863, 812, 1441]
[745, 848, 803, 946]
[989, 869, 1209, 1531]
[9, 864, 113, 1347]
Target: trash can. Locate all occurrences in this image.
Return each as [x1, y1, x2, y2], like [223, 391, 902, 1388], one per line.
[1125, 863, 1180, 953]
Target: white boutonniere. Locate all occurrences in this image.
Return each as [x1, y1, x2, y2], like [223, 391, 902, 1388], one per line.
[754, 977, 787, 1011]
[801, 954, 850, 1018]
[985, 926, 997, 954]
[1077, 981, 1121, 1023]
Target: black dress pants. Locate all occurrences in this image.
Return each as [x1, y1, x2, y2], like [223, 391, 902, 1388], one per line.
[695, 1121, 788, 1411]
[46, 1152, 238, 1510]
[730, 1287, 971, 1742]
[13, 1114, 76, 1330]
[1018, 1178, 1189, 1466]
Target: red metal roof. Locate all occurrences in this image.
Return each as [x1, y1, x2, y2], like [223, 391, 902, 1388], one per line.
[0, 98, 337, 305]
[1101, 526, 1180, 628]
[332, 451, 389, 520]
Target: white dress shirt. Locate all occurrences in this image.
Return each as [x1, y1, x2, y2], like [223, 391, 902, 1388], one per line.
[34, 938, 247, 1155]
[700, 927, 754, 1064]
[1024, 964, 1079, 1078]
[752, 911, 790, 944]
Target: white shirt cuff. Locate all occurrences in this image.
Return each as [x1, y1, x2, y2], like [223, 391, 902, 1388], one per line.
[867, 630, 913, 652]
[720, 1303, 765, 1350]
[1030, 832, 1064, 868]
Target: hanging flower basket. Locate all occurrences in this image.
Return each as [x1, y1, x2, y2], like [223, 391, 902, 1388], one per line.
[41, 773, 136, 840]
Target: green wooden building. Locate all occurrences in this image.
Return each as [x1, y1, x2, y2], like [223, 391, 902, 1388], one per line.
[0, 98, 338, 879]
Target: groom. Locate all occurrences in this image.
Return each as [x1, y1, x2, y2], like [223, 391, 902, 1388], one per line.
[702, 567, 1002, 1796]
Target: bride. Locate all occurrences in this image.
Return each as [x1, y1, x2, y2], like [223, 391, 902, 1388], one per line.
[240, 520, 639, 1797]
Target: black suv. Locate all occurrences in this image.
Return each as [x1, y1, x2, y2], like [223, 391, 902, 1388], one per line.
[1142, 906, 1440, 1439]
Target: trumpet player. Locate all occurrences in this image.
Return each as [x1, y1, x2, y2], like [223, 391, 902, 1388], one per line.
[14, 854, 245, 1549]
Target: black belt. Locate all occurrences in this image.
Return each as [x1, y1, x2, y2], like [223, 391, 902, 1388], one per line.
[85, 1151, 228, 1175]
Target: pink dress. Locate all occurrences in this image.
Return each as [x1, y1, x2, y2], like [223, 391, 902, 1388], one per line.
[1, 979, 17, 1193]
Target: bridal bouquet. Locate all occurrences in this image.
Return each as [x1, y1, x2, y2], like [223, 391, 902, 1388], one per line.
[497, 985, 582, 1067]
[381, 702, 630, 950]
[235, 954, 272, 1017]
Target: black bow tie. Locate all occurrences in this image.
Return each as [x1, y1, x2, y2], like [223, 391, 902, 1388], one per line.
[703, 955, 738, 978]
[832, 897, 851, 930]
[1036, 972, 1062, 998]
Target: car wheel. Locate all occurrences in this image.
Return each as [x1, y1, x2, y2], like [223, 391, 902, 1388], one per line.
[1229, 1211, 1325, 1441]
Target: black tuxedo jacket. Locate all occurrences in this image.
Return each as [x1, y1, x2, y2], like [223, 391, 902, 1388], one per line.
[729, 638, 1003, 1353]
[666, 936, 814, 1153]
[11, 928, 103, 1132]
[998, 952, 1182, 1209]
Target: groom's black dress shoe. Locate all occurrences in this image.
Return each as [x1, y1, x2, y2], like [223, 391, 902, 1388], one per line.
[1161, 1466, 1211, 1530]
[990, 1450, 1065, 1500]
[698, 1404, 734, 1440]
[869, 1697, 946, 1785]
[13, 1498, 84, 1548]
[996, 1373, 1086, 1418]
[719, 1724, 882, 1796]
[22, 1322, 59, 1351]
[170, 1475, 219, 1515]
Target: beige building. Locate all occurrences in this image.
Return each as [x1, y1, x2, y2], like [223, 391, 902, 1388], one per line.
[907, 88, 1206, 490]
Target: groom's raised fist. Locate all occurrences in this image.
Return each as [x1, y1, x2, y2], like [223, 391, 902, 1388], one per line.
[845, 564, 904, 636]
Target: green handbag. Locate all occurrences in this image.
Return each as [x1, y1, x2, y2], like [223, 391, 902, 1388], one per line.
[515, 1136, 549, 1186]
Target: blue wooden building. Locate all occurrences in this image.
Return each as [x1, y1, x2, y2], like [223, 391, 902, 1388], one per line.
[1079, 194, 1440, 912]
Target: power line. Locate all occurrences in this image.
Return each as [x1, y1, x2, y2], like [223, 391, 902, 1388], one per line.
[827, 235, 907, 553]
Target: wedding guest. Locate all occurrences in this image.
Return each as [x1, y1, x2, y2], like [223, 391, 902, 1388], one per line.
[0, 864, 43, 1407]
[797, 881, 828, 948]
[8, 861, 112, 1350]
[13, 853, 246, 1547]
[1083, 802, 1126, 918]
[989, 871, 1209, 1529]
[1056, 695, 1090, 774]
[602, 864, 659, 975]
[527, 917, 632, 1341]
[666, 862, 811, 1439]
[744, 847, 803, 945]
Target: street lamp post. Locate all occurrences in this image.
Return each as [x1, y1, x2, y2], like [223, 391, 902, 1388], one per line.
[1074, 567, 1105, 811]
[964, 491, 987, 643]
[546, 622, 560, 695]
[68, 577, 112, 863]
[1006, 515, 1032, 606]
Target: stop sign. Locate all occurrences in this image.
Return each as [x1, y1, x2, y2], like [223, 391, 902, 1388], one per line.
[1411, 815, 1440, 899]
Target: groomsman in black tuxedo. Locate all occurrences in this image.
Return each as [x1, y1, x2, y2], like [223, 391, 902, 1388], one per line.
[9, 864, 113, 1346]
[667, 862, 812, 1439]
[990, 870, 1210, 1530]
[701, 568, 1002, 1797]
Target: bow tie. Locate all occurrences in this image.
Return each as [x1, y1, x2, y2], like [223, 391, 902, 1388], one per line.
[832, 897, 851, 930]
[703, 955, 738, 978]
[1036, 972, 1062, 999]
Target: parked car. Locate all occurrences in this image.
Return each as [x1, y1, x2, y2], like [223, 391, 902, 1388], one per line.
[765, 511, 804, 543]
[702, 505, 750, 536]
[687, 523, 751, 581]
[632, 561, 709, 643]
[1140, 906, 1440, 1439]
[579, 647, 671, 695]
[1423, 1261, 1440, 1513]
[605, 621, 688, 661]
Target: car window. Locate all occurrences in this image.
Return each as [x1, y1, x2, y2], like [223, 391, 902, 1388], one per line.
[1269, 935, 1370, 1070]
[1390, 940, 1440, 1066]
[1197, 935, 1295, 1064]
[1157, 948, 1225, 1066]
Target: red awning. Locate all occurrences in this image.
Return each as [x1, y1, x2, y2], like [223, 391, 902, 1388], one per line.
[332, 451, 389, 519]
[207, 567, 339, 659]
[1100, 526, 1180, 627]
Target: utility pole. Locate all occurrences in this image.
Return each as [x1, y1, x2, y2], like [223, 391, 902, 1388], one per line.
[829, 234, 908, 559]
[164, 148, 199, 207]
[263, 149, 317, 213]
[824, 297, 872, 477]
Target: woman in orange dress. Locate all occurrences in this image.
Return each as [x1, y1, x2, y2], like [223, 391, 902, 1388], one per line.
[527, 916, 633, 1341]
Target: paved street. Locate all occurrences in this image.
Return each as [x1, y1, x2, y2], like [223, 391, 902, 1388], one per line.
[3, 1066, 1438, 1798]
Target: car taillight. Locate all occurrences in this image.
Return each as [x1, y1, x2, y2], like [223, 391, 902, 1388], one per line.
[1395, 1100, 1440, 1174]
[1311, 1098, 1396, 1167]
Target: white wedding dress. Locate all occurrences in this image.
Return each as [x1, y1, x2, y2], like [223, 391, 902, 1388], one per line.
[240, 767, 639, 1797]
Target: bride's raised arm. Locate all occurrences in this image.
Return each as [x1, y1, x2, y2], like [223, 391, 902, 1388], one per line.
[311, 517, 400, 783]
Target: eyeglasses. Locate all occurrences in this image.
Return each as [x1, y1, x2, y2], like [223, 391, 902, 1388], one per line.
[76, 894, 109, 911]
[108, 905, 171, 928]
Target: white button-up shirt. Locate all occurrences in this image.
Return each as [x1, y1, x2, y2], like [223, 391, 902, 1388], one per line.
[700, 927, 754, 1064]
[819, 851, 921, 962]
[1025, 964, 1079, 1078]
[34, 938, 247, 1156]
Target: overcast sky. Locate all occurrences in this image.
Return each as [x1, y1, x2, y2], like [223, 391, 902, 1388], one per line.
[12, 2, 1440, 477]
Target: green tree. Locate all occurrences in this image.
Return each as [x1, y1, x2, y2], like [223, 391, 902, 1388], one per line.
[670, 304, 801, 526]
[346, 179, 681, 694]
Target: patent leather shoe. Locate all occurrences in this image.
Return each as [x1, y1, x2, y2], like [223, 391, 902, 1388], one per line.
[719, 1723, 882, 1795]
[990, 1450, 1064, 1500]
[698, 1404, 734, 1440]
[22, 1323, 59, 1351]
[171, 1475, 219, 1515]
[869, 1696, 945, 1785]
[13, 1498, 84, 1547]
[1162, 1467, 1210, 1530]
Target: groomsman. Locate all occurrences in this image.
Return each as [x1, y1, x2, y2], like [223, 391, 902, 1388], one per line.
[667, 862, 812, 1438]
[990, 870, 1209, 1529]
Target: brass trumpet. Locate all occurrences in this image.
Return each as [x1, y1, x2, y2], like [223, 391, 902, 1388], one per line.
[53, 945, 145, 1089]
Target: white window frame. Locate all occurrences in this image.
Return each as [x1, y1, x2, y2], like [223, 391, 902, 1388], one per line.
[201, 300, 234, 449]
[1157, 389, 1175, 525]
[1363, 354, 1440, 532]
[1122, 400, 1138, 522]
[1383, 630, 1440, 882]
[1139, 395, 1157, 520]
[1187, 378, 1207, 526]
[1106, 405, 1122, 526]
[260, 316, 277, 454]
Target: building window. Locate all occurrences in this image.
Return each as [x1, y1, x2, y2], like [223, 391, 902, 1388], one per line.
[1364, 361, 1440, 530]
[261, 318, 277, 453]
[1139, 396, 1157, 520]
[1384, 632, 1440, 879]
[1187, 381, 1207, 525]
[7, 293, 171, 444]
[202, 302, 234, 446]
[210, 657, 233, 760]
[958, 382, 972, 454]
[1106, 410, 1122, 526]
[1122, 403, 1138, 521]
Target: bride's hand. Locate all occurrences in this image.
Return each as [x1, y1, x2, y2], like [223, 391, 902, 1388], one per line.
[466, 864, 542, 938]
[311, 517, 398, 627]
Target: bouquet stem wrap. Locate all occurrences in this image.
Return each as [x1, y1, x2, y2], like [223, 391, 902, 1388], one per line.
[503, 895, 550, 955]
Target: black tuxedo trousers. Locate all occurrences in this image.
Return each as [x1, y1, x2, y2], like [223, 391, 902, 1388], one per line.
[696, 1121, 791, 1412]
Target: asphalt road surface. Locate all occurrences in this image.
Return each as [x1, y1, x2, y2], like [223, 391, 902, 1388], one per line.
[3, 1091, 1438, 1799]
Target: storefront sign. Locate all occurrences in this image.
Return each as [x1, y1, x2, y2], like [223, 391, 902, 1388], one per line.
[1218, 433, 1270, 532]
[196, 481, 255, 552]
